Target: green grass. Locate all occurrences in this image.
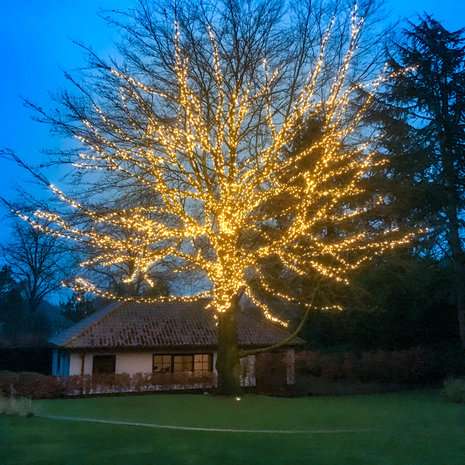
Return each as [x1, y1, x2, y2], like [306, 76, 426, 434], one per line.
[1, 390, 464, 465]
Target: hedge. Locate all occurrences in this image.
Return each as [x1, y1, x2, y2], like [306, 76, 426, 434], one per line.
[0, 371, 216, 399]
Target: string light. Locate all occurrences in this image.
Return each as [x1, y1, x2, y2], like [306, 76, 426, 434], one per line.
[18, 9, 418, 322]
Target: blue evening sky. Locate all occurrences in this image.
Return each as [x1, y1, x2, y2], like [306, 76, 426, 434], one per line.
[0, 0, 464, 229]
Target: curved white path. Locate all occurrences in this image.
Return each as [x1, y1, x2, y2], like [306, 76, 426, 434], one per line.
[37, 414, 377, 434]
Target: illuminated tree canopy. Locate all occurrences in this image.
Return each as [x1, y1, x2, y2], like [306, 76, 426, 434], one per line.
[12, 0, 418, 393]
[17, 0, 415, 322]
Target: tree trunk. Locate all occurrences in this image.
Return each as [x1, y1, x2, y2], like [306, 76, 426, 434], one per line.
[215, 296, 241, 395]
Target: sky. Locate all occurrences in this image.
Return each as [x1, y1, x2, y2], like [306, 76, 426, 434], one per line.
[0, 0, 464, 233]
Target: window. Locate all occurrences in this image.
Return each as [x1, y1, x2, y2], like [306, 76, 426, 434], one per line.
[93, 355, 116, 374]
[173, 355, 194, 372]
[194, 354, 211, 372]
[152, 353, 212, 374]
[153, 355, 172, 373]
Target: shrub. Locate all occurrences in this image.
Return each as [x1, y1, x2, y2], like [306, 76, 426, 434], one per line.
[443, 378, 465, 403]
[255, 351, 288, 394]
[0, 371, 19, 396]
[295, 347, 436, 385]
[0, 369, 218, 398]
[16, 372, 63, 398]
[0, 371, 63, 399]
[132, 372, 151, 391]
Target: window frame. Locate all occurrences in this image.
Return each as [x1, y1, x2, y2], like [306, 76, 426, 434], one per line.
[152, 353, 213, 374]
[92, 354, 116, 374]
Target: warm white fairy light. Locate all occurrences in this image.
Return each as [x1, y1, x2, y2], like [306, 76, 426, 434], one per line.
[19, 9, 418, 323]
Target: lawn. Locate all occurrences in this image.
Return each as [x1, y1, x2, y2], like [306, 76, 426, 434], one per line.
[1, 390, 464, 465]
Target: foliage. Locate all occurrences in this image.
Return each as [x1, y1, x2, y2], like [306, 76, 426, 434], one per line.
[0, 371, 63, 399]
[60, 292, 96, 324]
[295, 347, 446, 385]
[373, 15, 465, 238]
[0, 266, 24, 343]
[372, 15, 465, 346]
[0, 348, 53, 373]
[65, 372, 216, 396]
[0, 266, 51, 346]
[443, 377, 465, 403]
[0, 267, 53, 346]
[1, 344, 460, 399]
[0, 370, 216, 399]
[301, 255, 458, 350]
[255, 350, 288, 395]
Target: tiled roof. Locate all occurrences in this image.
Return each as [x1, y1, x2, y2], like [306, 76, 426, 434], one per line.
[49, 299, 304, 350]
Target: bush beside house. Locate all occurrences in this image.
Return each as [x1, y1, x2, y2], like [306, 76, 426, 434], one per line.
[0, 371, 218, 399]
[443, 378, 465, 403]
[2, 346, 463, 399]
[294, 347, 465, 395]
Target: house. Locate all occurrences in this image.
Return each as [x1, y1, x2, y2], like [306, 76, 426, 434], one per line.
[49, 299, 304, 390]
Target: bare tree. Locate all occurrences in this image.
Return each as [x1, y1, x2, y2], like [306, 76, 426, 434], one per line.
[2, 220, 71, 313]
[13, 0, 414, 393]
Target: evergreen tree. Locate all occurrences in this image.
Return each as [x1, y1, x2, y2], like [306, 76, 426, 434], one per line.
[374, 16, 465, 347]
[61, 292, 96, 324]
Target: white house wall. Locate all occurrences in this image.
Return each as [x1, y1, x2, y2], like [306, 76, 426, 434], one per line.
[116, 352, 153, 374]
[68, 351, 222, 377]
[65, 350, 298, 387]
[239, 355, 256, 387]
[286, 348, 295, 385]
[69, 351, 154, 375]
[69, 352, 93, 375]
[67, 350, 260, 386]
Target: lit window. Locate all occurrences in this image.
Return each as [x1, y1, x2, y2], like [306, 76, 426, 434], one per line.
[153, 355, 172, 373]
[152, 353, 212, 373]
[173, 355, 194, 372]
[194, 354, 212, 373]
